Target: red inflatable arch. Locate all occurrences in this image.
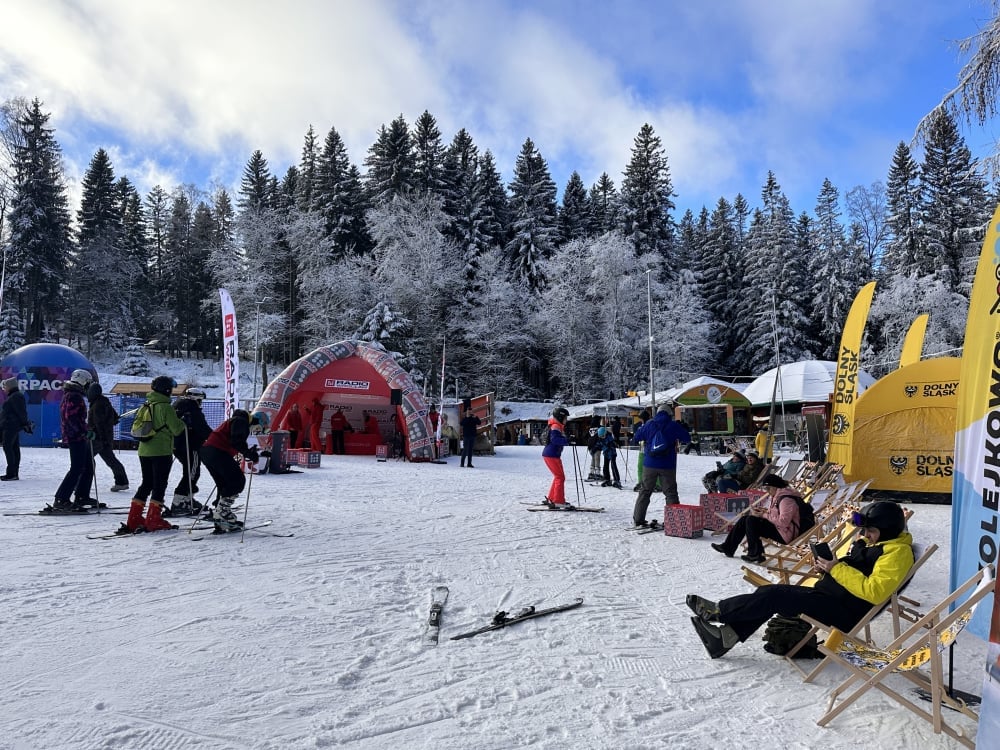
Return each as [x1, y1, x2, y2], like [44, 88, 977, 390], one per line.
[253, 340, 434, 461]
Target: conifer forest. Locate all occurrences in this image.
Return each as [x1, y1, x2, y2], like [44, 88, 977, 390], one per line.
[0, 97, 992, 401]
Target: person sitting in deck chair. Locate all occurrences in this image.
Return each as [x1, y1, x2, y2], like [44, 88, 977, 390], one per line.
[687, 500, 914, 659]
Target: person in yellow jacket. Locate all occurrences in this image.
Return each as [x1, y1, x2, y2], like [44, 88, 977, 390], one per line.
[755, 424, 772, 463]
[686, 501, 913, 658]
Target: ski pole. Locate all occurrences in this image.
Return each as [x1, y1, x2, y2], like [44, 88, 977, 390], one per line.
[88, 436, 100, 515]
[187, 484, 217, 533]
[240, 462, 255, 544]
[569, 442, 581, 504]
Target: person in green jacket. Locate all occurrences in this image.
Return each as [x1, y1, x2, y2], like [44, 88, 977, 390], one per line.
[687, 501, 914, 658]
[119, 376, 187, 534]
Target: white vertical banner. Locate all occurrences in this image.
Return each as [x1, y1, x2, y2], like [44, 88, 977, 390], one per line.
[219, 288, 239, 420]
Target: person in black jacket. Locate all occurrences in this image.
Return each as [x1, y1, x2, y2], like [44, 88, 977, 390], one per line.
[86, 381, 129, 492]
[200, 409, 263, 532]
[1, 377, 30, 480]
[170, 387, 212, 515]
[459, 409, 481, 468]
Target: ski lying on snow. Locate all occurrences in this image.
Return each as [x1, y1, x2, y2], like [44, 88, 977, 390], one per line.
[5, 507, 129, 517]
[189, 521, 293, 540]
[424, 585, 450, 645]
[636, 522, 663, 535]
[525, 504, 604, 513]
[87, 527, 181, 540]
[449, 598, 584, 640]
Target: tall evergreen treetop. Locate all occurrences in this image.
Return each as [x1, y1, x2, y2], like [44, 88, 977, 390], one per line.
[620, 123, 675, 262]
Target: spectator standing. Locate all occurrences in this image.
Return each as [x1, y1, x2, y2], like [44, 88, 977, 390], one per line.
[631, 404, 690, 527]
[1, 377, 30, 481]
[86, 381, 129, 493]
[281, 403, 304, 449]
[362, 411, 380, 435]
[307, 397, 325, 451]
[329, 408, 352, 454]
[459, 409, 481, 468]
[598, 426, 622, 488]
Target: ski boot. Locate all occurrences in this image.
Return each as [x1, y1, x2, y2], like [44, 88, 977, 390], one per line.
[166, 493, 202, 517]
[73, 496, 106, 511]
[116, 500, 147, 535]
[144, 501, 177, 532]
[44, 497, 87, 514]
[109, 482, 129, 492]
[213, 495, 243, 533]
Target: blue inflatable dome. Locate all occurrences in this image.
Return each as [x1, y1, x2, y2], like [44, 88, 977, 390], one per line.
[0, 344, 98, 447]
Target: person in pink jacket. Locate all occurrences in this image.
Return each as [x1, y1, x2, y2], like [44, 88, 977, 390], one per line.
[709, 474, 802, 563]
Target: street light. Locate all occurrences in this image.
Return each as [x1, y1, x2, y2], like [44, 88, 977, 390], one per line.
[252, 297, 270, 403]
[646, 269, 656, 410]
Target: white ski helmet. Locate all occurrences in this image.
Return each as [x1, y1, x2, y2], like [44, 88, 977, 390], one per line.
[185, 387, 206, 401]
[70, 369, 93, 387]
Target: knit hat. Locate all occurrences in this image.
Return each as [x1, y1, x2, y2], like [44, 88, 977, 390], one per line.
[761, 474, 789, 489]
[597, 427, 607, 437]
[2, 377, 18, 392]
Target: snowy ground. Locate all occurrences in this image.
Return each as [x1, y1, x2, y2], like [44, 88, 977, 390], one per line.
[0, 445, 985, 749]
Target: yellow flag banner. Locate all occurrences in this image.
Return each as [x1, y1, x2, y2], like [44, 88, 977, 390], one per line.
[898, 313, 928, 369]
[827, 281, 877, 472]
[951, 204, 1000, 640]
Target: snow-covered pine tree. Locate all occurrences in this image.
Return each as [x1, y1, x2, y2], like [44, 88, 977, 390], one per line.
[808, 179, 858, 360]
[506, 138, 558, 291]
[558, 171, 590, 244]
[0, 304, 25, 355]
[5, 98, 71, 342]
[364, 115, 416, 206]
[917, 110, 990, 297]
[587, 173, 619, 236]
[882, 142, 922, 280]
[296, 125, 319, 213]
[412, 111, 448, 199]
[120, 341, 150, 376]
[313, 126, 371, 257]
[697, 197, 741, 372]
[475, 150, 509, 251]
[619, 123, 675, 264]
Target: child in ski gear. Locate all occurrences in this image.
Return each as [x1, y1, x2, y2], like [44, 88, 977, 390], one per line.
[328, 408, 352, 454]
[598, 426, 621, 488]
[586, 418, 603, 481]
[459, 409, 481, 467]
[50, 369, 96, 512]
[1, 376, 29, 480]
[690, 501, 913, 659]
[86, 381, 129, 492]
[200, 409, 262, 532]
[169, 387, 212, 515]
[710, 473, 802, 563]
[542, 407, 570, 504]
[120, 376, 187, 534]
[632, 404, 690, 526]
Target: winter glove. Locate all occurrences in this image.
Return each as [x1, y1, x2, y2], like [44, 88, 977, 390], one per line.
[245, 446, 260, 463]
[181, 413, 193, 427]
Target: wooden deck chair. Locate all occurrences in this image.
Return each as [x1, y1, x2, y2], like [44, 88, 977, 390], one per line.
[813, 564, 993, 748]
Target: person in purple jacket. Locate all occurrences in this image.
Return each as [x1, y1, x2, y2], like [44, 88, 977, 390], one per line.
[542, 407, 570, 505]
[631, 403, 690, 527]
[45, 369, 97, 513]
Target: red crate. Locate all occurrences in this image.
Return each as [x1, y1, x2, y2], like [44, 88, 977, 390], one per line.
[663, 503, 705, 538]
[287, 449, 322, 468]
[699, 493, 751, 531]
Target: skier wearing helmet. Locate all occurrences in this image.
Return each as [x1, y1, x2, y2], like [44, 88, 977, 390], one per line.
[44, 369, 97, 513]
[541, 406, 571, 506]
[199, 409, 264, 532]
[168, 387, 212, 516]
[687, 500, 914, 659]
[118, 375, 187, 534]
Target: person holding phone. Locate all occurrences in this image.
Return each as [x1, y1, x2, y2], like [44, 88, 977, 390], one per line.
[710, 474, 802, 563]
[688, 500, 913, 659]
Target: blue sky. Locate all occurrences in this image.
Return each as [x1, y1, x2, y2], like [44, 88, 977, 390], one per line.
[1, 0, 996, 219]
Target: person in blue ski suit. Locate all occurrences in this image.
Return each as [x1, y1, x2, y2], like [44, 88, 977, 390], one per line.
[631, 404, 690, 527]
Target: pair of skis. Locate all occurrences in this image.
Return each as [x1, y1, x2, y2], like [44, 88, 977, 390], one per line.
[86, 520, 292, 541]
[423, 585, 583, 643]
[521, 501, 605, 513]
[629, 519, 663, 535]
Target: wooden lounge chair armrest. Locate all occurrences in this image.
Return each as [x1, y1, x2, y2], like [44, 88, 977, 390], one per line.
[741, 566, 773, 587]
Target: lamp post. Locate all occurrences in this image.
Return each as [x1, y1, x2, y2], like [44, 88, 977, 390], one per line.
[646, 269, 656, 410]
[252, 297, 269, 403]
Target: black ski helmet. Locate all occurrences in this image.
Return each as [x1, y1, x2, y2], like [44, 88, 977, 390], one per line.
[854, 501, 906, 540]
[552, 406, 569, 423]
[232, 408, 250, 422]
[151, 375, 176, 395]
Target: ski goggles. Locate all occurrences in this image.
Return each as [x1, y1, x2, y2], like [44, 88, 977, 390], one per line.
[851, 511, 869, 528]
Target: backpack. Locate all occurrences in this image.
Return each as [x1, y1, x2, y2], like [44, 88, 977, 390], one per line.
[130, 403, 160, 442]
[644, 423, 672, 457]
[762, 615, 821, 658]
[792, 494, 816, 533]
